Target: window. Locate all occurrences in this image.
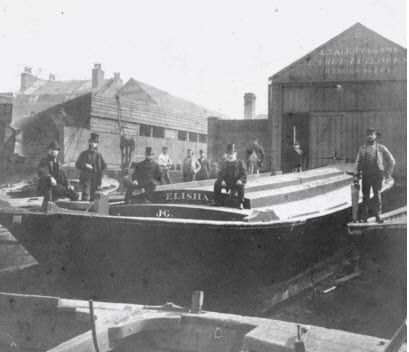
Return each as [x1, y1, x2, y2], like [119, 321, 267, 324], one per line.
[139, 124, 152, 137]
[189, 132, 198, 142]
[152, 126, 165, 138]
[178, 131, 187, 141]
[199, 134, 207, 143]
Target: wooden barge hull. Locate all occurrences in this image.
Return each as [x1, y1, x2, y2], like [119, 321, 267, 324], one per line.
[0, 164, 365, 301]
[0, 205, 351, 302]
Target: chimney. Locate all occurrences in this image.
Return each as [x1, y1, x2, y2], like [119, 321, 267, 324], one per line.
[48, 74, 55, 81]
[20, 67, 37, 93]
[113, 72, 123, 87]
[92, 63, 105, 89]
[244, 92, 256, 119]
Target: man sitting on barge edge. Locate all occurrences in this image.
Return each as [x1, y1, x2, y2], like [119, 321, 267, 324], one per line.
[213, 143, 247, 209]
[37, 141, 78, 202]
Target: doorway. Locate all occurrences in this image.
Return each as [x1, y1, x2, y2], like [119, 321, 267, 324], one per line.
[281, 113, 310, 173]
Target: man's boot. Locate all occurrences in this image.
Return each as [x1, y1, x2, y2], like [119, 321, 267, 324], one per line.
[375, 213, 384, 223]
[361, 206, 369, 223]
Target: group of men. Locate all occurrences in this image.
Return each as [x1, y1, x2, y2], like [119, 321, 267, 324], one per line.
[37, 128, 396, 222]
[37, 133, 106, 203]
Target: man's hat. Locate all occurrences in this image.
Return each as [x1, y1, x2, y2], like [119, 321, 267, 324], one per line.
[162, 146, 168, 150]
[226, 143, 236, 153]
[145, 147, 154, 156]
[47, 141, 60, 151]
[89, 133, 99, 143]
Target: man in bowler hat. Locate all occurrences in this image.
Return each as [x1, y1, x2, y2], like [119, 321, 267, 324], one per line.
[75, 133, 107, 201]
[354, 128, 395, 223]
[213, 143, 247, 209]
[37, 141, 78, 201]
[125, 147, 162, 203]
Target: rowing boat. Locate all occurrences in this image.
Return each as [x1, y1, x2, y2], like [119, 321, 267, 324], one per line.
[0, 291, 404, 352]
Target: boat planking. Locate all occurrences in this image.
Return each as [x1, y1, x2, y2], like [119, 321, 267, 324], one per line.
[0, 164, 392, 300]
[0, 291, 405, 352]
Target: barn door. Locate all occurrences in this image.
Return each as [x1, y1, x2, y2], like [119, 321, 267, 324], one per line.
[281, 114, 310, 173]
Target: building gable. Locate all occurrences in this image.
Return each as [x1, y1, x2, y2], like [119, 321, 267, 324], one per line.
[271, 23, 406, 83]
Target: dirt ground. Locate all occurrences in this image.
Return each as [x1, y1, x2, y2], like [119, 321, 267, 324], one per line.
[0, 185, 406, 340]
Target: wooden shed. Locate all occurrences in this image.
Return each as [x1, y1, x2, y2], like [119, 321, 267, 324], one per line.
[17, 78, 223, 169]
[268, 23, 406, 179]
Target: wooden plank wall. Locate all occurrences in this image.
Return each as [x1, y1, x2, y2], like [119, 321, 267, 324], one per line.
[63, 127, 90, 166]
[281, 81, 406, 114]
[309, 111, 406, 178]
[90, 116, 206, 167]
[207, 119, 270, 170]
[91, 95, 208, 134]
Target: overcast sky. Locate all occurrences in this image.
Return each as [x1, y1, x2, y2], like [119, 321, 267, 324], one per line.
[0, 0, 406, 117]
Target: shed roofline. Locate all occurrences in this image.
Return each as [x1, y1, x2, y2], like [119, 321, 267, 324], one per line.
[269, 22, 407, 82]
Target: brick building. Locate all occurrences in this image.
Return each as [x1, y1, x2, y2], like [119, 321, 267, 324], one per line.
[268, 23, 406, 178]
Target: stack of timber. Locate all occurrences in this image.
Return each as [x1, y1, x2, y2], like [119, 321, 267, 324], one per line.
[0, 291, 405, 352]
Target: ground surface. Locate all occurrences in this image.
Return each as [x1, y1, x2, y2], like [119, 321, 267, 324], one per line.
[0, 184, 406, 340]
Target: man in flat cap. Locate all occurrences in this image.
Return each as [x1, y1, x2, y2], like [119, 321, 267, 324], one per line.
[158, 146, 172, 184]
[354, 128, 395, 223]
[182, 149, 201, 182]
[196, 149, 210, 181]
[213, 143, 247, 209]
[37, 141, 78, 201]
[75, 133, 107, 201]
[125, 147, 162, 203]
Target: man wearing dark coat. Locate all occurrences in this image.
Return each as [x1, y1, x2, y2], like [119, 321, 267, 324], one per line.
[196, 150, 210, 181]
[75, 133, 107, 201]
[37, 141, 78, 201]
[125, 147, 162, 203]
[354, 128, 395, 223]
[213, 143, 247, 209]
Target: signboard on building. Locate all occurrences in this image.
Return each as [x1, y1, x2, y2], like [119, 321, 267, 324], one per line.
[272, 23, 407, 82]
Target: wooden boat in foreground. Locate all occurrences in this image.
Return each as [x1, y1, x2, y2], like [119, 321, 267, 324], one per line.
[0, 291, 405, 352]
[0, 164, 391, 300]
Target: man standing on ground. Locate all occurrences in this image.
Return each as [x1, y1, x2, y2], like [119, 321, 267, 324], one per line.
[125, 147, 162, 203]
[246, 138, 265, 174]
[354, 128, 395, 223]
[75, 133, 107, 201]
[37, 141, 78, 201]
[213, 144, 247, 209]
[196, 150, 210, 181]
[182, 149, 201, 182]
[158, 146, 172, 184]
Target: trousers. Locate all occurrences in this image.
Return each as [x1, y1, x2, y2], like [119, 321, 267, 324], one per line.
[214, 180, 245, 204]
[161, 169, 172, 184]
[362, 171, 383, 217]
[81, 178, 100, 201]
[125, 180, 157, 203]
[38, 179, 78, 202]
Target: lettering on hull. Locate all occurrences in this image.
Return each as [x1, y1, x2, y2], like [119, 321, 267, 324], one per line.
[163, 192, 211, 203]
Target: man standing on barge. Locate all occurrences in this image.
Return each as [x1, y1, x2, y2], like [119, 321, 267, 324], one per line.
[75, 133, 107, 201]
[213, 143, 247, 209]
[354, 128, 395, 223]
